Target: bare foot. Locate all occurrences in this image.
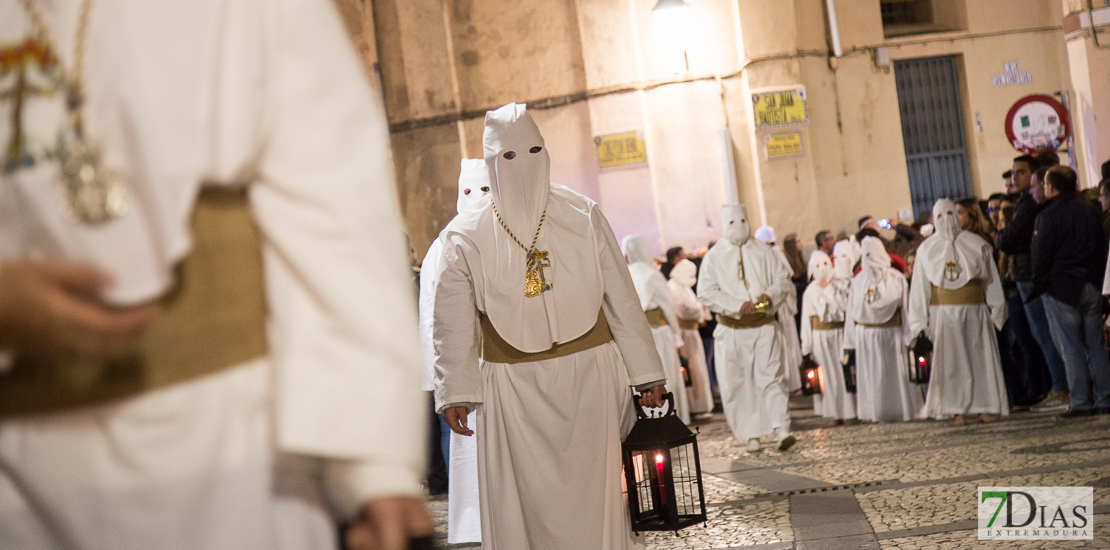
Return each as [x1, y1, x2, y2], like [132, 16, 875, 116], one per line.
[860, 419, 872, 424]
[953, 415, 966, 427]
[829, 419, 844, 427]
[979, 414, 998, 424]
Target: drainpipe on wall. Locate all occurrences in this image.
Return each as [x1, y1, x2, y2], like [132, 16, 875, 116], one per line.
[825, 0, 843, 57]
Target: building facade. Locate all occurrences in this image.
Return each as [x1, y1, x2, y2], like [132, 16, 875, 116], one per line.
[335, 0, 1110, 259]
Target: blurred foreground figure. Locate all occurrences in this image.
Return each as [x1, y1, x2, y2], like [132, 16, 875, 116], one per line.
[430, 104, 667, 550]
[697, 205, 794, 453]
[909, 200, 1009, 426]
[0, 1, 430, 549]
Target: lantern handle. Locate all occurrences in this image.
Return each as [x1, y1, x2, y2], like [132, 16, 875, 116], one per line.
[634, 391, 675, 419]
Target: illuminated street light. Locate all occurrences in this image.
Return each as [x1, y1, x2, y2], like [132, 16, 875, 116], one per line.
[652, 0, 693, 70]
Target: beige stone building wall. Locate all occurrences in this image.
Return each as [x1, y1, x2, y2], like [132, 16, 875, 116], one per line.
[335, 0, 1098, 260]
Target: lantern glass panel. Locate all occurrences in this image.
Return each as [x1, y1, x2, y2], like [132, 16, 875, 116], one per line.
[669, 442, 703, 516]
[629, 451, 659, 518]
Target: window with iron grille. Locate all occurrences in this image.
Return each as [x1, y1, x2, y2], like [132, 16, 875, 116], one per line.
[881, 1, 924, 26]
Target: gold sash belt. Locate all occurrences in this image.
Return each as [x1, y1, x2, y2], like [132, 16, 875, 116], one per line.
[0, 188, 268, 418]
[810, 316, 845, 331]
[715, 312, 775, 329]
[930, 279, 985, 306]
[677, 318, 700, 330]
[479, 310, 613, 364]
[644, 307, 668, 328]
[858, 309, 902, 329]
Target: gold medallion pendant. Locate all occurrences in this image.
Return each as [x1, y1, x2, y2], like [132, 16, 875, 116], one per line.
[57, 137, 127, 224]
[524, 249, 551, 298]
[864, 287, 880, 304]
[943, 261, 962, 282]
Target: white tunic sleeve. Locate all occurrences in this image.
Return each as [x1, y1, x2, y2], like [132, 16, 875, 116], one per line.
[650, 272, 684, 349]
[842, 278, 859, 351]
[431, 235, 483, 413]
[907, 258, 933, 339]
[697, 251, 744, 317]
[419, 239, 443, 391]
[250, 0, 424, 512]
[762, 247, 795, 311]
[595, 213, 669, 387]
[800, 285, 815, 356]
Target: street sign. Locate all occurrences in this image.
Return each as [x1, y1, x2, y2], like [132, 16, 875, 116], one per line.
[751, 87, 807, 128]
[1004, 94, 1069, 155]
[594, 131, 647, 169]
[766, 132, 803, 159]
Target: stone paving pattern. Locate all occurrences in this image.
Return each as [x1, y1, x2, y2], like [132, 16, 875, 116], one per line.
[428, 398, 1110, 548]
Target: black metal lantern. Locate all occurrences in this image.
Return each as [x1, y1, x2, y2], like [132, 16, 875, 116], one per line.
[842, 349, 857, 394]
[908, 333, 933, 385]
[799, 355, 822, 396]
[622, 392, 707, 533]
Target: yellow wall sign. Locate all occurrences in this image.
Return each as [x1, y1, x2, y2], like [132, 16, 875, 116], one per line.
[594, 131, 647, 169]
[766, 132, 803, 159]
[752, 87, 808, 128]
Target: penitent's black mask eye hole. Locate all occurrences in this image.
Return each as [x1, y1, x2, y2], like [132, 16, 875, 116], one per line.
[463, 188, 471, 195]
[480, 186, 490, 192]
[729, 221, 734, 225]
[529, 146, 542, 154]
[503, 151, 516, 160]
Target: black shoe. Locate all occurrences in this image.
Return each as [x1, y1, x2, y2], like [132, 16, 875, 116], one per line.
[1058, 408, 1095, 418]
[1096, 407, 1110, 415]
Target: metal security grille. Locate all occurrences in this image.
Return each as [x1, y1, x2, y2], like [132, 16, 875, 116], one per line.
[894, 56, 971, 219]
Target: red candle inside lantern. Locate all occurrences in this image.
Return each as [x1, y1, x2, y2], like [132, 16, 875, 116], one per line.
[655, 452, 667, 507]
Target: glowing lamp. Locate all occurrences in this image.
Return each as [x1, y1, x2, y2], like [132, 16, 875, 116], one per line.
[908, 334, 933, 385]
[800, 355, 822, 396]
[622, 392, 707, 533]
[652, 0, 694, 60]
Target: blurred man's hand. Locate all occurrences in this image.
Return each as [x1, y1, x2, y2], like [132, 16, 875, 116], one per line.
[443, 406, 473, 436]
[346, 496, 434, 550]
[0, 260, 156, 359]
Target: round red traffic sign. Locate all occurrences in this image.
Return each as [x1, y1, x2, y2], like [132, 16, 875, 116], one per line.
[1004, 94, 1070, 155]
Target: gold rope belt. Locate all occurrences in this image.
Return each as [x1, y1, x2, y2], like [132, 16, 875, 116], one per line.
[715, 312, 775, 329]
[810, 316, 845, 331]
[930, 279, 985, 306]
[0, 188, 268, 418]
[479, 309, 613, 364]
[858, 309, 902, 329]
[644, 307, 668, 328]
[677, 318, 699, 330]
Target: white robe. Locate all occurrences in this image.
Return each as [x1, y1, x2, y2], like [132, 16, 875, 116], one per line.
[431, 188, 665, 550]
[625, 251, 690, 425]
[909, 232, 1009, 418]
[778, 286, 804, 393]
[843, 271, 925, 422]
[448, 411, 481, 544]
[800, 281, 856, 419]
[697, 238, 794, 441]
[0, 2, 424, 548]
[668, 279, 713, 414]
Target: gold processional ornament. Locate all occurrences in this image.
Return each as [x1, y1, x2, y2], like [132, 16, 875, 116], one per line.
[493, 200, 551, 298]
[19, 0, 128, 225]
[863, 286, 881, 304]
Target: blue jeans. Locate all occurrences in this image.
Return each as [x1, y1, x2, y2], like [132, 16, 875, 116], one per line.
[1042, 284, 1110, 410]
[1017, 281, 1070, 393]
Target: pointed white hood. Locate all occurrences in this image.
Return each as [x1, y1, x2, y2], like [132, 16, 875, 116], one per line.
[808, 250, 833, 283]
[722, 204, 751, 244]
[832, 240, 854, 280]
[916, 198, 979, 289]
[484, 103, 549, 243]
[456, 158, 490, 214]
[849, 236, 903, 324]
[670, 259, 698, 289]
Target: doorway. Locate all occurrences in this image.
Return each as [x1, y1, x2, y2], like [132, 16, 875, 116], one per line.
[894, 55, 972, 219]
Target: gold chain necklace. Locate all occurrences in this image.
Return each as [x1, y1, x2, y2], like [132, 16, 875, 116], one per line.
[19, 0, 128, 225]
[492, 200, 551, 297]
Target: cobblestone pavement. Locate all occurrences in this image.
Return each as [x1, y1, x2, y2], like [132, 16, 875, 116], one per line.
[427, 396, 1110, 549]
